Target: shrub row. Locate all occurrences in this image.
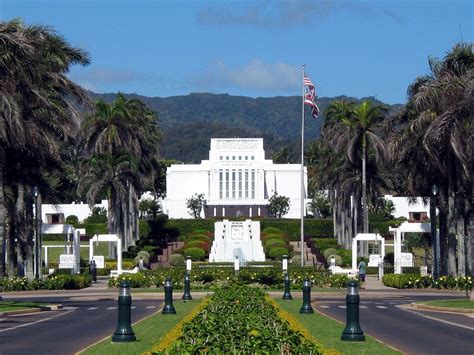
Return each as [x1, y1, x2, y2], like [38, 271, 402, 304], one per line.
[108, 267, 347, 289]
[382, 274, 472, 290]
[0, 274, 92, 292]
[151, 286, 324, 354]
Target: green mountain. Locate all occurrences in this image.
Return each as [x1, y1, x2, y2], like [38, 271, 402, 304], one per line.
[89, 92, 402, 163]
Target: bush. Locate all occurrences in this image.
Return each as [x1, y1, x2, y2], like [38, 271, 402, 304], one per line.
[337, 249, 352, 267]
[323, 248, 339, 260]
[134, 251, 150, 265]
[169, 254, 185, 267]
[65, 215, 79, 226]
[326, 254, 342, 266]
[184, 247, 206, 261]
[291, 255, 302, 266]
[313, 238, 338, 251]
[268, 247, 289, 260]
[84, 223, 108, 236]
[187, 234, 211, 243]
[264, 238, 286, 250]
[191, 229, 211, 235]
[186, 240, 210, 251]
[262, 227, 283, 235]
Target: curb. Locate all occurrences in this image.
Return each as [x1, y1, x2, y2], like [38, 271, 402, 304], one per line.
[410, 302, 474, 313]
[0, 304, 63, 316]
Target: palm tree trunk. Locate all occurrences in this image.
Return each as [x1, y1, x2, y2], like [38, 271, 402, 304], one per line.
[24, 187, 34, 279]
[447, 170, 457, 275]
[455, 181, 466, 276]
[0, 148, 6, 277]
[362, 137, 368, 233]
[439, 187, 448, 276]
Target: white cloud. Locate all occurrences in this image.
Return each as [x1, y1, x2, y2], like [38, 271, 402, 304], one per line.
[194, 60, 300, 92]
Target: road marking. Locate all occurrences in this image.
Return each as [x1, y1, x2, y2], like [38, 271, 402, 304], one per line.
[403, 309, 474, 331]
[376, 306, 388, 309]
[107, 307, 117, 310]
[87, 307, 98, 310]
[319, 305, 329, 308]
[338, 306, 347, 309]
[146, 306, 156, 309]
[0, 309, 74, 333]
[131, 306, 136, 309]
[360, 306, 368, 308]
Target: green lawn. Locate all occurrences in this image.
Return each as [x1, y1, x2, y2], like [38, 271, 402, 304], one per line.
[0, 301, 44, 312]
[274, 299, 401, 355]
[418, 299, 473, 309]
[80, 300, 199, 355]
[42, 241, 110, 266]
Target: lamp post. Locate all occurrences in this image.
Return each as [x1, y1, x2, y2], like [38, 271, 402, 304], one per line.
[34, 186, 39, 279]
[431, 184, 439, 279]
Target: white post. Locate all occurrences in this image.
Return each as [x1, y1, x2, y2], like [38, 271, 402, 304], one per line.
[73, 230, 81, 274]
[89, 235, 96, 263]
[44, 246, 49, 268]
[117, 238, 122, 274]
[352, 238, 358, 271]
[300, 64, 305, 267]
[234, 256, 240, 272]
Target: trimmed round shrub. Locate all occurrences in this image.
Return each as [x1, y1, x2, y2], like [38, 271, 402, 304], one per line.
[263, 227, 283, 235]
[327, 254, 342, 266]
[187, 234, 211, 243]
[323, 248, 339, 260]
[291, 255, 302, 265]
[262, 233, 284, 242]
[192, 229, 211, 235]
[134, 250, 150, 265]
[269, 247, 289, 260]
[65, 215, 79, 225]
[264, 238, 286, 250]
[184, 247, 206, 261]
[169, 254, 185, 267]
[186, 240, 209, 251]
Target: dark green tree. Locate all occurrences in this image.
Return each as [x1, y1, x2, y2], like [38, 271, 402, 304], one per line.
[268, 193, 290, 218]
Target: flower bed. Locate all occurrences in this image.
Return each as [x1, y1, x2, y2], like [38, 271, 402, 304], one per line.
[108, 267, 347, 289]
[146, 286, 325, 354]
[382, 274, 472, 290]
[0, 274, 92, 292]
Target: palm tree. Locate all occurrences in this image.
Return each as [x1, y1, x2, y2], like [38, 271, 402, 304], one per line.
[325, 100, 388, 234]
[79, 94, 160, 250]
[0, 19, 89, 276]
[403, 43, 473, 276]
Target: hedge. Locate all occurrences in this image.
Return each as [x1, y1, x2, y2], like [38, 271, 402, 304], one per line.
[85, 223, 108, 236]
[382, 274, 472, 290]
[184, 247, 206, 261]
[269, 247, 289, 260]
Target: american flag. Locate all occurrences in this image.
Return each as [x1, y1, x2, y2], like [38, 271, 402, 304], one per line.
[304, 75, 319, 118]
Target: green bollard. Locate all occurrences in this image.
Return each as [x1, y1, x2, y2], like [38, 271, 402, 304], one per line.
[341, 280, 365, 341]
[299, 279, 314, 313]
[182, 271, 192, 301]
[162, 278, 176, 314]
[112, 281, 136, 342]
[282, 272, 293, 300]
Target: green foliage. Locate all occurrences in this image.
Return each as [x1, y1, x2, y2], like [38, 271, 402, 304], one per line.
[268, 247, 289, 260]
[308, 191, 332, 219]
[183, 247, 206, 261]
[312, 238, 338, 251]
[139, 198, 161, 220]
[185, 240, 209, 250]
[326, 254, 342, 266]
[323, 248, 339, 260]
[268, 193, 290, 218]
[65, 215, 79, 226]
[84, 223, 108, 236]
[0, 274, 92, 291]
[83, 207, 108, 224]
[186, 193, 207, 218]
[169, 254, 185, 267]
[186, 234, 211, 243]
[264, 238, 286, 251]
[262, 227, 282, 235]
[164, 286, 324, 354]
[382, 274, 472, 290]
[134, 251, 150, 265]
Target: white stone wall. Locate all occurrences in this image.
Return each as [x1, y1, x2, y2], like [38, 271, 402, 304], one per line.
[384, 195, 431, 219]
[41, 200, 108, 223]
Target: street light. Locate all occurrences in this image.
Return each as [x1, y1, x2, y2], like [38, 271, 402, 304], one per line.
[431, 184, 439, 279]
[34, 186, 39, 279]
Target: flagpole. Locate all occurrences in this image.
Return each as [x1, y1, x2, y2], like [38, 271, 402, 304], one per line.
[300, 64, 305, 267]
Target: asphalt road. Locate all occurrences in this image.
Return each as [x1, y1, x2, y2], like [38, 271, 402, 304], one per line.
[0, 298, 163, 355]
[315, 295, 474, 355]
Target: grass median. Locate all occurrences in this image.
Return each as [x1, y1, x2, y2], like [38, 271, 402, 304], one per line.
[80, 300, 200, 355]
[274, 299, 401, 354]
[0, 301, 45, 312]
[417, 299, 473, 309]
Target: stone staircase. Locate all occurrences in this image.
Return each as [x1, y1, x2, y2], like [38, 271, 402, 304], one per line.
[151, 241, 185, 268]
[290, 241, 321, 267]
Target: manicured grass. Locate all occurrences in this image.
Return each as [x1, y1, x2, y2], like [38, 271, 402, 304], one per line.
[274, 299, 400, 355]
[42, 241, 109, 265]
[0, 301, 44, 312]
[418, 299, 473, 309]
[80, 300, 199, 355]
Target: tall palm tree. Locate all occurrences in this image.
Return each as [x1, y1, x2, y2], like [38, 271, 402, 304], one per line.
[0, 19, 89, 276]
[79, 94, 160, 250]
[325, 100, 388, 233]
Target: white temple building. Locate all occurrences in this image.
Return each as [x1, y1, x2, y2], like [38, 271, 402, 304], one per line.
[162, 138, 309, 219]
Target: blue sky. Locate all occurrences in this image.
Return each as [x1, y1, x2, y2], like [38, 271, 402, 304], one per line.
[1, 0, 472, 104]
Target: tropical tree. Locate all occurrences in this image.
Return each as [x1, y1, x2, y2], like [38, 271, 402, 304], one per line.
[268, 193, 290, 218]
[186, 193, 207, 218]
[79, 94, 160, 251]
[0, 19, 89, 276]
[308, 191, 332, 219]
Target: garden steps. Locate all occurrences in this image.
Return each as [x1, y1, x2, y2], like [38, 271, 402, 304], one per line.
[152, 242, 185, 268]
[290, 242, 319, 267]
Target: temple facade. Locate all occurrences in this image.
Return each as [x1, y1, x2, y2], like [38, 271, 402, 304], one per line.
[162, 138, 308, 218]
